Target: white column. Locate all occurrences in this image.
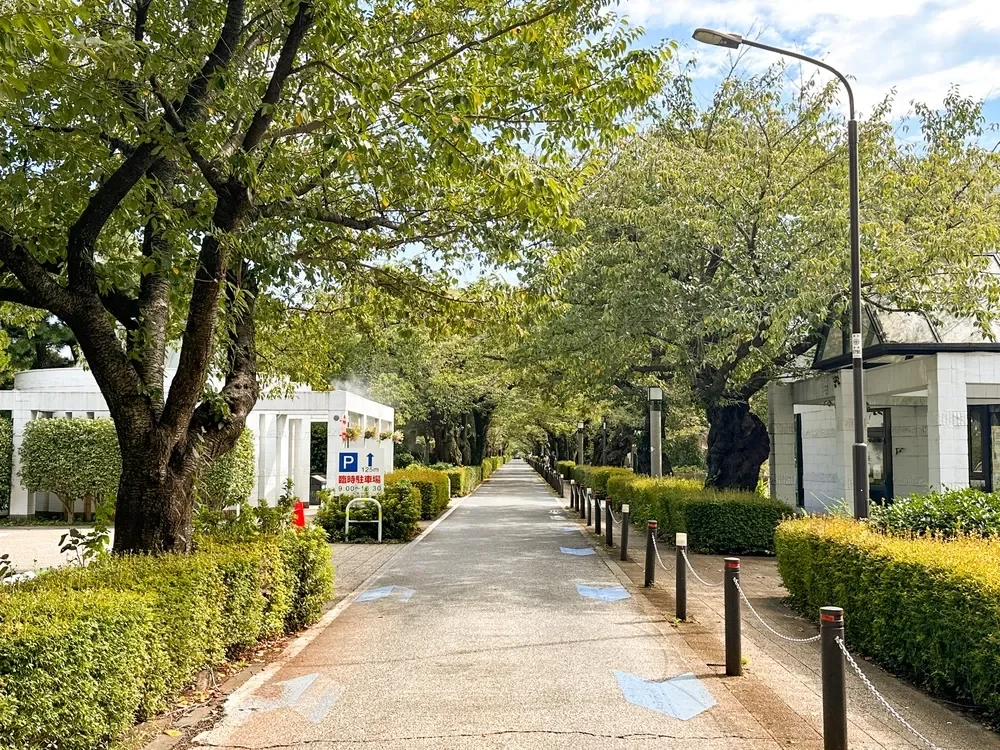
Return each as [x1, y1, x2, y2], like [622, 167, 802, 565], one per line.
[9, 403, 31, 518]
[834, 374, 857, 504]
[767, 381, 797, 506]
[291, 418, 311, 504]
[250, 412, 263, 502]
[325, 410, 340, 490]
[928, 354, 968, 491]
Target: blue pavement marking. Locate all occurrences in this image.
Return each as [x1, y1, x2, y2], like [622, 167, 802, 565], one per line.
[560, 547, 596, 556]
[614, 671, 716, 720]
[576, 584, 631, 602]
[555, 526, 579, 532]
[356, 585, 416, 603]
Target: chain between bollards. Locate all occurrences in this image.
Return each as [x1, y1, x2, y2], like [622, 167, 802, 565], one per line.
[724, 557, 741, 677]
[675, 533, 687, 621]
[644, 520, 657, 587]
[620, 505, 630, 561]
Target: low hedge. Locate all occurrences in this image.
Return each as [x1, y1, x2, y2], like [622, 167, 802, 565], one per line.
[315, 481, 421, 541]
[386, 467, 450, 519]
[571, 465, 633, 498]
[556, 460, 576, 480]
[0, 416, 11, 515]
[0, 530, 333, 749]
[869, 488, 1000, 538]
[776, 517, 1000, 720]
[444, 465, 483, 496]
[604, 475, 791, 554]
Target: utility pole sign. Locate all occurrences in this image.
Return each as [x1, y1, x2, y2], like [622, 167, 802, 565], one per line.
[336, 451, 384, 495]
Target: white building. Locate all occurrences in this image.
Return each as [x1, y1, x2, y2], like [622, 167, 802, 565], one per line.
[769, 307, 1000, 513]
[0, 367, 394, 518]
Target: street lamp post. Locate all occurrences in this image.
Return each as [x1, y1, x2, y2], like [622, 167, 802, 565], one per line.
[577, 422, 585, 466]
[692, 28, 869, 519]
[601, 419, 608, 466]
[648, 387, 663, 478]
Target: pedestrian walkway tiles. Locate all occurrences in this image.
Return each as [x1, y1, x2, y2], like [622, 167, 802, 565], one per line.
[356, 585, 415, 602]
[614, 671, 716, 720]
[576, 584, 631, 601]
[560, 547, 595, 556]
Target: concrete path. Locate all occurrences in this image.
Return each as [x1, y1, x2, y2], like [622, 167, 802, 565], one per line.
[194, 460, 787, 749]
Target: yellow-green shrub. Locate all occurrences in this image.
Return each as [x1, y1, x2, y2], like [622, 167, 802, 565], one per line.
[444, 465, 483, 496]
[386, 467, 450, 519]
[572, 465, 633, 498]
[776, 517, 1000, 719]
[556, 460, 575, 480]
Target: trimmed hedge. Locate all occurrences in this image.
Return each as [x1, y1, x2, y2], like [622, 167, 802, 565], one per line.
[0, 415, 10, 515]
[776, 517, 1000, 720]
[386, 467, 450, 519]
[556, 460, 576, 480]
[869, 488, 1000, 538]
[444, 465, 483, 496]
[315, 481, 421, 542]
[571, 465, 633, 498]
[0, 530, 333, 749]
[604, 475, 791, 554]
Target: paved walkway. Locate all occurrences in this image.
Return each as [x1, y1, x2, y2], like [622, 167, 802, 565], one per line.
[195, 461, 790, 749]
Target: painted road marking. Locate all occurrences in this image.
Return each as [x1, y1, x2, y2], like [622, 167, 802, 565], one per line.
[576, 584, 631, 601]
[615, 671, 716, 720]
[356, 585, 415, 602]
[237, 673, 344, 724]
[554, 526, 578, 532]
[560, 547, 596, 556]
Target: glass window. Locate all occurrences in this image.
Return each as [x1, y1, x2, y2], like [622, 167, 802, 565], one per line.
[969, 406, 986, 484]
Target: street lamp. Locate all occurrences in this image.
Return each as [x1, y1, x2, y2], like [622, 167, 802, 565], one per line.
[648, 387, 663, 478]
[692, 28, 869, 520]
[601, 418, 608, 466]
[577, 422, 585, 466]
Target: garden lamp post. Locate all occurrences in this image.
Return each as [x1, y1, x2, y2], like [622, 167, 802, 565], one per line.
[577, 422, 585, 465]
[692, 28, 869, 519]
[648, 386, 663, 478]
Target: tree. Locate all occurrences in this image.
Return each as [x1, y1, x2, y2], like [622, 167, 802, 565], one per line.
[528, 67, 1000, 489]
[0, 313, 78, 388]
[0, 0, 665, 551]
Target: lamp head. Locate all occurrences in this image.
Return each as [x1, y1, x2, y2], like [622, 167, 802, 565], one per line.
[692, 28, 742, 49]
[648, 386, 663, 401]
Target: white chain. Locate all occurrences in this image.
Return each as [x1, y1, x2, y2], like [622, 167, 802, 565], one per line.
[610, 508, 622, 525]
[680, 548, 725, 587]
[834, 637, 942, 750]
[733, 579, 821, 643]
[649, 535, 675, 571]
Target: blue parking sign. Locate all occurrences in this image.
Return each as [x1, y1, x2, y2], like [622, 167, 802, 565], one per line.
[339, 452, 358, 472]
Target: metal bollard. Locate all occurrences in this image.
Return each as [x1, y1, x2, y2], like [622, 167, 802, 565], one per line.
[580, 487, 587, 520]
[675, 532, 687, 621]
[594, 496, 602, 536]
[570, 480, 576, 510]
[724, 558, 742, 676]
[586, 489, 593, 526]
[820, 607, 848, 750]
[605, 498, 613, 547]
[644, 520, 657, 587]
[620, 505, 630, 561]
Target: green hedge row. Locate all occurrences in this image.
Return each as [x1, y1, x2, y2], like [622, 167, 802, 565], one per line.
[556, 460, 576, 480]
[0, 528, 334, 749]
[481, 454, 508, 480]
[386, 467, 451, 520]
[605, 475, 792, 554]
[315, 481, 421, 541]
[571, 465, 633, 498]
[0, 415, 11, 515]
[869, 487, 1000, 538]
[776, 517, 1000, 720]
[444, 465, 483, 496]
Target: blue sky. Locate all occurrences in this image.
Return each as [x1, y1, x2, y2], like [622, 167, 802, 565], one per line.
[625, 0, 1000, 123]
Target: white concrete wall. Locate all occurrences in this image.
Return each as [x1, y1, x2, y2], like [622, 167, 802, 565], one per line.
[798, 405, 844, 513]
[885, 404, 929, 498]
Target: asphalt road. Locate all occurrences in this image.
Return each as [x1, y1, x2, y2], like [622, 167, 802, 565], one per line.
[195, 460, 785, 749]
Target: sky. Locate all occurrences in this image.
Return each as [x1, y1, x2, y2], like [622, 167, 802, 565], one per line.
[624, 0, 1000, 122]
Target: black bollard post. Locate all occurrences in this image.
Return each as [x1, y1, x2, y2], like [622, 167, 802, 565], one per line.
[570, 480, 576, 510]
[675, 533, 687, 622]
[724, 558, 742, 676]
[644, 520, 657, 587]
[579, 487, 586, 520]
[821, 607, 848, 750]
[586, 489, 593, 526]
[620, 505, 630, 561]
[605, 498, 613, 547]
[594, 496, 602, 537]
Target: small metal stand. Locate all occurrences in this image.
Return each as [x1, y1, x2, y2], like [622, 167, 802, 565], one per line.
[345, 497, 383, 542]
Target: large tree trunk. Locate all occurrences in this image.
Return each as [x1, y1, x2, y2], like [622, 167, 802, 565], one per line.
[705, 402, 769, 491]
[113, 440, 198, 553]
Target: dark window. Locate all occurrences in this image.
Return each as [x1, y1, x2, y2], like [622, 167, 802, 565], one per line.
[969, 405, 989, 490]
[794, 414, 804, 508]
[868, 409, 893, 503]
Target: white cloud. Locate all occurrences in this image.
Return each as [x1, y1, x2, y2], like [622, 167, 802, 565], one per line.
[623, 0, 1000, 116]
